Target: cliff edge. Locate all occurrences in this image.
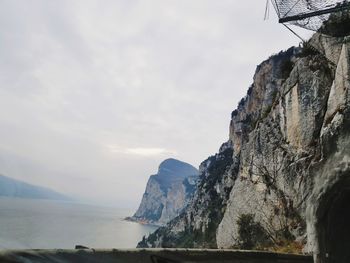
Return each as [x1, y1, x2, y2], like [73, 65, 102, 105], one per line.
[129, 158, 198, 226]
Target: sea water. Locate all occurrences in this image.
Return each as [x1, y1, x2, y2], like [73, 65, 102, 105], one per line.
[0, 197, 157, 249]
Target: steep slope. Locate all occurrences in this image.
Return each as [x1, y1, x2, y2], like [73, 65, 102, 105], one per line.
[130, 158, 198, 226]
[138, 23, 350, 260]
[217, 31, 348, 251]
[0, 174, 71, 201]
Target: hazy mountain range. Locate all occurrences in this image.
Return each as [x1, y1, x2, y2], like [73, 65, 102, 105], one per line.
[0, 174, 71, 201]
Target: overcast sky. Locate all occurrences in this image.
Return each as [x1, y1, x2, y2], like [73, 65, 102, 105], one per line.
[0, 0, 305, 208]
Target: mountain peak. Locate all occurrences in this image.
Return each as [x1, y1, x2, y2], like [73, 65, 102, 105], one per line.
[131, 158, 198, 225]
[158, 158, 198, 178]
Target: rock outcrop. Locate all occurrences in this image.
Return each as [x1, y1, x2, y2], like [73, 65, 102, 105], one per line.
[130, 159, 198, 226]
[138, 21, 350, 262]
[138, 142, 237, 248]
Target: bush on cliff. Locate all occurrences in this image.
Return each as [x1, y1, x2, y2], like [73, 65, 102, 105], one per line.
[236, 214, 271, 250]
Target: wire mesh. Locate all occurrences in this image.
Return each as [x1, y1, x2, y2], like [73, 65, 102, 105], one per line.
[271, 0, 350, 32]
[270, 1, 350, 90]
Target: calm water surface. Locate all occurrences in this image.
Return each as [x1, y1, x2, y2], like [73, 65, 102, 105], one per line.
[0, 198, 158, 249]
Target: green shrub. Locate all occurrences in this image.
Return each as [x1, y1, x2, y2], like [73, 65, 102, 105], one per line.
[237, 214, 271, 250]
[280, 59, 294, 79]
[321, 10, 350, 37]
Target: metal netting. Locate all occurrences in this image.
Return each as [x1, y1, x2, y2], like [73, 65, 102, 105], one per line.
[271, 0, 350, 32]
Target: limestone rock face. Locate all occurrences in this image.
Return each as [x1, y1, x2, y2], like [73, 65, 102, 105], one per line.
[137, 142, 237, 248]
[131, 159, 198, 226]
[138, 29, 350, 260]
[219, 35, 350, 257]
[218, 34, 350, 253]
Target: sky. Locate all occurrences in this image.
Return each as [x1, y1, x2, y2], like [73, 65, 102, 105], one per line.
[0, 0, 306, 208]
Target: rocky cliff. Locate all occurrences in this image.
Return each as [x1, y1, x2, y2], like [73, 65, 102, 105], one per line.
[130, 158, 198, 226]
[138, 21, 350, 262]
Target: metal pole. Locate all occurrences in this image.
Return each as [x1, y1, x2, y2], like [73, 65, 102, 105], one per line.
[279, 2, 350, 23]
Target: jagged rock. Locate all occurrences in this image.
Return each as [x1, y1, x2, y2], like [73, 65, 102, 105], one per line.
[130, 159, 198, 226]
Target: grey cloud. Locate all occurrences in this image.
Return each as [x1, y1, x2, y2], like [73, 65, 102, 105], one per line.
[0, 0, 305, 208]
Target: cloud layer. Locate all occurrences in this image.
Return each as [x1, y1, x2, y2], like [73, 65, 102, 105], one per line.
[0, 0, 304, 207]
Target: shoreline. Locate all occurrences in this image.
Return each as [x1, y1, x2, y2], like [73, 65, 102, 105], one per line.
[124, 217, 161, 228]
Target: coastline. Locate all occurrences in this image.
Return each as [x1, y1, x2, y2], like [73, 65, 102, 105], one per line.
[124, 217, 161, 228]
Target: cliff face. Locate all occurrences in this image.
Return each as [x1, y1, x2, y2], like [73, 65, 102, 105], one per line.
[131, 159, 198, 226]
[217, 41, 334, 248]
[138, 28, 350, 261]
[218, 33, 350, 259]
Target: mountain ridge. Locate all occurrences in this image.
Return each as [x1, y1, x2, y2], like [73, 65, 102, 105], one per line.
[0, 174, 72, 201]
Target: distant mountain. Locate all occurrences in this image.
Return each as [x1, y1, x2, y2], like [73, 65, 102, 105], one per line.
[129, 158, 199, 226]
[0, 174, 71, 201]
